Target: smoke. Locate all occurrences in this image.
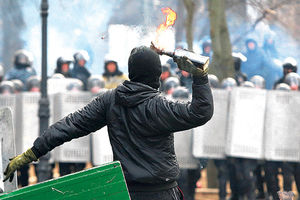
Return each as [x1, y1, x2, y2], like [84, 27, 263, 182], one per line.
[21, 0, 120, 76]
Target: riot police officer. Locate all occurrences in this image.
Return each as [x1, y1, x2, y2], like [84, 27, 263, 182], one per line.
[54, 56, 72, 78]
[5, 50, 36, 84]
[70, 50, 91, 90]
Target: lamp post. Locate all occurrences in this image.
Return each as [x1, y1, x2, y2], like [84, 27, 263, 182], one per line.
[36, 0, 51, 182]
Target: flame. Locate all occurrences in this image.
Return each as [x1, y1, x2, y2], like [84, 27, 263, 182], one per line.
[155, 7, 177, 49]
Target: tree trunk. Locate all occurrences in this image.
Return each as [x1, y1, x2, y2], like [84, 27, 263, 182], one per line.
[182, 0, 195, 51]
[208, 0, 234, 80]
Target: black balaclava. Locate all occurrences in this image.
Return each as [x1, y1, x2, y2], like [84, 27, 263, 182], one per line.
[128, 46, 162, 89]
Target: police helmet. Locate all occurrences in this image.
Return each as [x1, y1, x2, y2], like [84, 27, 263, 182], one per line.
[73, 50, 90, 63]
[241, 81, 255, 88]
[250, 75, 265, 89]
[275, 83, 291, 91]
[162, 77, 180, 94]
[221, 77, 237, 90]
[0, 81, 14, 95]
[26, 76, 40, 92]
[284, 72, 300, 90]
[11, 79, 24, 93]
[14, 49, 33, 68]
[208, 74, 219, 88]
[87, 75, 105, 93]
[172, 86, 190, 99]
[66, 79, 84, 91]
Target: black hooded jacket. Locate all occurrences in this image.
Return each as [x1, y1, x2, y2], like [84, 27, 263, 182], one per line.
[32, 77, 213, 192]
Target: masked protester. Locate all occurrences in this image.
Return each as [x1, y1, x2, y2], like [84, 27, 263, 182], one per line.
[54, 56, 72, 78]
[70, 50, 91, 90]
[0, 64, 4, 83]
[5, 50, 37, 84]
[26, 76, 40, 92]
[208, 74, 220, 88]
[0, 81, 14, 95]
[161, 77, 180, 95]
[274, 57, 297, 89]
[232, 52, 248, 86]
[4, 46, 213, 200]
[87, 75, 105, 94]
[102, 60, 128, 89]
[284, 72, 300, 91]
[11, 79, 24, 93]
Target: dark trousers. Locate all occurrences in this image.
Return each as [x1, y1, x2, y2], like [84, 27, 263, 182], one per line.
[254, 164, 265, 196]
[228, 158, 257, 200]
[17, 165, 29, 187]
[130, 187, 184, 200]
[177, 168, 201, 200]
[214, 159, 229, 199]
[265, 161, 281, 200]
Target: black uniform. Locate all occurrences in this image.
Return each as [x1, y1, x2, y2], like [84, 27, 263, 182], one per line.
[31, 47, 213, 199]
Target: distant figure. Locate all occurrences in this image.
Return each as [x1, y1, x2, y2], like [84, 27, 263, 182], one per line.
[70, 50, 91, 90]
[274, 57, 298, 89]
[0, 81, 14, 95]
[208, 74, 220, 88]
[54, 56, 72, 78]
[66, 79, 84, 92]
[221, 77, 237, 90]
[11, 79, 24, 93]
[5, 50, 36, 84]
[26, 76, 40, 92]
[232, 52, 248, 86]
[102, 60, 127, 89]
[161, 77, 180, 95]
[250, 75, 265, 89]
[241, 39, 269, 81]
[263, 34, 278, 59]
[202, 41, 212, 58]
[87, 75, 105, 94]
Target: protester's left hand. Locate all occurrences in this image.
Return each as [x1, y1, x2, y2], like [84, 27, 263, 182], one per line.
[174, 56, 208, 77]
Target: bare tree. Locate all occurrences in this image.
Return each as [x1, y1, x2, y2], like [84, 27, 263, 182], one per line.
[182, 0, 195, 51]
[208, 0, 234, 80]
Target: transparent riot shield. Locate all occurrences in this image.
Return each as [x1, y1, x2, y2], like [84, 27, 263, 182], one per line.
[53, 92, 93, 163]
[92, 126, 113, 166]
[15, 93, 54, 155]
[264, 90, 300, 162]
[0, 108, 17, 192]
[175, 129, 199, 169]
[193, 89, 229, 159]
[226, 88, 266, 159]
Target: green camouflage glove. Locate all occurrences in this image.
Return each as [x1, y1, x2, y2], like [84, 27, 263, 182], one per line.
[3, 148, 37, 182]
[174, 56, 208, 77]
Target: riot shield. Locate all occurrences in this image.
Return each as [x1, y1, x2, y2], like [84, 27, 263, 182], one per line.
[175, 129, 199, 169]
[53, 92, 93, 163]
[92, 126, 113, 166]
[0, 108, 17, 192]
[264, 90, 300, 162]
[193, 89, 229, 159]
[226, 88, 266, 159]
[15, 93, 54, 155]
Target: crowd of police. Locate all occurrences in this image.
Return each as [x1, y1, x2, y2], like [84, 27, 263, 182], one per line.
[0, 34, 299, 200]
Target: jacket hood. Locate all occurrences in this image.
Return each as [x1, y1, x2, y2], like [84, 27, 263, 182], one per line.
[115, 80, 159, 107]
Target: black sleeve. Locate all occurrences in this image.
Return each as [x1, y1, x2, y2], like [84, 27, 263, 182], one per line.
[148, 75, 214, 133]
[32, 92, 110, 158]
